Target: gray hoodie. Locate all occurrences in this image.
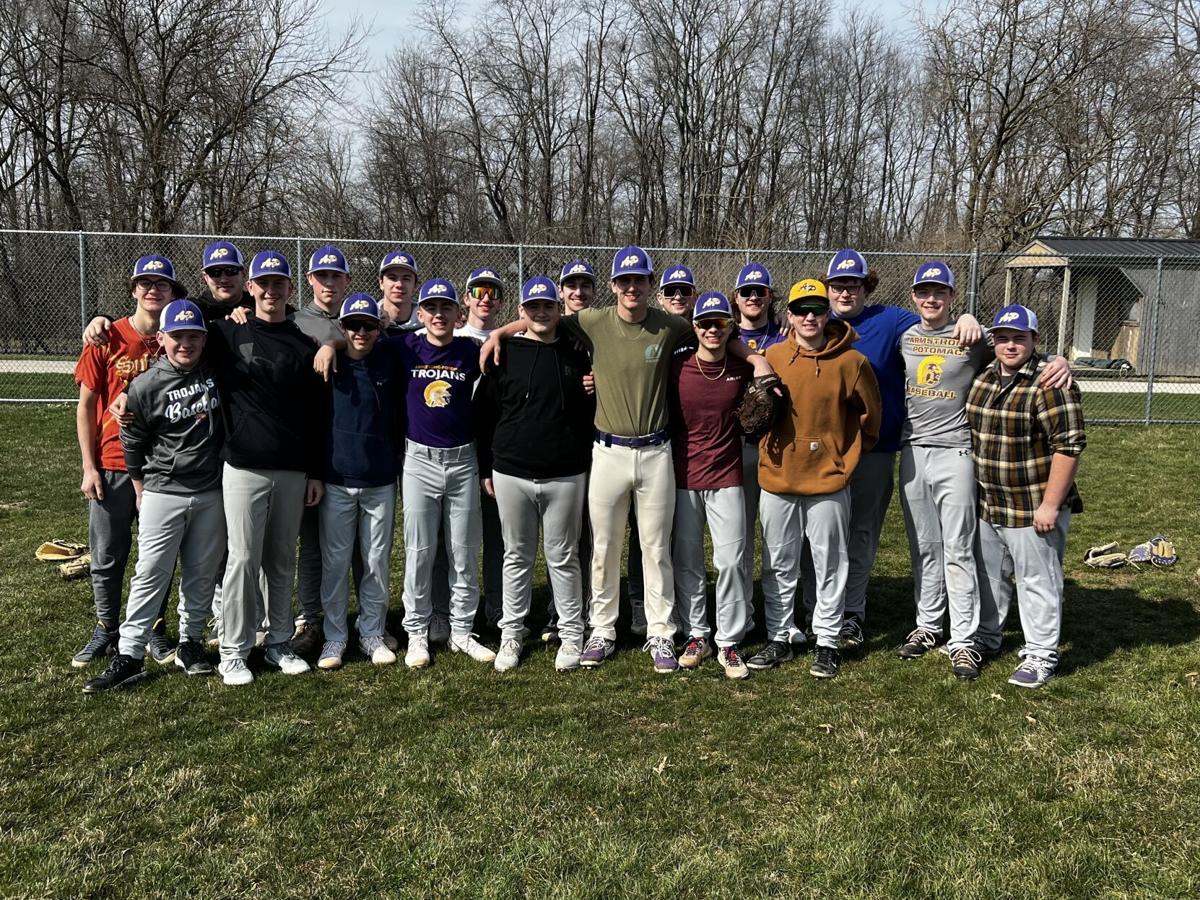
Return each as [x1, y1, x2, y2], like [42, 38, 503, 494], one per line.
[122, 356, 224, 493]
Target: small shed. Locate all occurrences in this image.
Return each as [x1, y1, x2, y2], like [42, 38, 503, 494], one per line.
[1003, 236, 1200, 376]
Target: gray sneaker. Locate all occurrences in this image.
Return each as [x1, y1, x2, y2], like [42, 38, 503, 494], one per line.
[494, 638, 522, 672]
[263, 643, 310, 675]
[318, 640, 346, 670]
[72, 623, 118, 668]
[449, 633, 497, 663]
[555, 641, 582, 672]
[360, 634, 397, 665]
[838, 618, 865, 648]
[429, 613, 451, 644]
[897, 627, 942, 659]
[580, 635, 616, 668]
[1008, 657, 1055, 688]
[219, 658, 254, 686]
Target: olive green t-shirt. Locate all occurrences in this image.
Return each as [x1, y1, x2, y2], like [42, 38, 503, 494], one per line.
[561, 306, 692, 437]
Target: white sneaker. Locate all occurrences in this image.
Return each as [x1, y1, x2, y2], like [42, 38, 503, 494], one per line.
[494, 638, 522, 672]
[360, 634, 397, 666]
[382, 631, 399, 652]
[318, 640, 346, 670]
[405, 634, 430, 669]
[429, 613, 451, 644]
[449, 633, 496, 663]
[263, 644, 310, 675]
[555, 642, 582, 672]
[219, 658, 253, 686]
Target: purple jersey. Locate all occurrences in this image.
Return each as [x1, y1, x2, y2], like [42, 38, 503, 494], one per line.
[738, 318, 785, 352]
[397, 333, 481, 448]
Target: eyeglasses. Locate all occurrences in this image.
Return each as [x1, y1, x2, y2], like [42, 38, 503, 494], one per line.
[663, 286, 694, 299]
[694, 318, 729, 332]
[205, 266, 242, 278]
[135, 278, 173, 293]
[788, 302, 829, 318]
[737, 286, 767, 299]
[469, 285, 501, 301]
[826, 281, 863, 296]
[343, 320, 379, 334]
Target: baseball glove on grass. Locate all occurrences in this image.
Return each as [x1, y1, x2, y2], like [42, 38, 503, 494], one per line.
[1128, 535, 1177, 568]
[737, 374, 786, 438]
[59, 553, 92, 580]
[1083, 542, 1128, 568]
[35, 539, 88, 562]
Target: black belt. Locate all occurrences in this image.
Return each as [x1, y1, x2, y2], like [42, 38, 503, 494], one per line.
[594, 429, 669, 448]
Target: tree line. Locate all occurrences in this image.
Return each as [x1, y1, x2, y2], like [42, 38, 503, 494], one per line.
[1, 0, 1197, 253]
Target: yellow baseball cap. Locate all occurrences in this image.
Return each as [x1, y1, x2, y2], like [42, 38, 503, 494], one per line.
[787, 279, 828, 304]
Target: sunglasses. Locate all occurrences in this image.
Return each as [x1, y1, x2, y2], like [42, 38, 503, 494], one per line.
[694, 318, 729, 332]
[343, 320, 380, 334]
[737, 286, 767, 299]
[662, 286, 694, 299]
[789, 302, 829, 318]
[469, 285, 502, 301]
[206, 266, 242, 278]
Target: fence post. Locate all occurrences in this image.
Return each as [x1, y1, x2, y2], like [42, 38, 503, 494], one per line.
[1142, 256, 1164, 425]
[1054, 265, 1072, 359]
[967, 248, 979, 317]
[517, 243, 524, 286]
[295, 237, 303, 274]
[77, 231, 87, 330]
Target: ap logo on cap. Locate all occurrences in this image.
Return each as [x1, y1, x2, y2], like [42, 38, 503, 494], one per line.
[262, 257, 281, 268]
[350, 298, 370, 310]
[144, 260, 164, 271]
[922, 267, 942, 279]
[702, 296, 722, 309]
[998, 311, 1019, 323]
[174, 308, 196, 322]
[836, 258, 856, 270]
[429, 283, 447, 294]
[621, 255, 639, 268]
[318, 253, 339, 265]
[210, 248, 229, 260]
[569, 263, 588, 274]
[528, 282, 547, 295]
[671, 269, 687, 280]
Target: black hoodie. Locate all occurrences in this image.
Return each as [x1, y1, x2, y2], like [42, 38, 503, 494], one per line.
[474, 334, 595, 480]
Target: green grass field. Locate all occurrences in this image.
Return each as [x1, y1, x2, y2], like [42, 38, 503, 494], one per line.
[2, 405, 1199, 897]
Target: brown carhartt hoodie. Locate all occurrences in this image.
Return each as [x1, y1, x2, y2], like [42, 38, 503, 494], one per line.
[758, 319, 882, 496]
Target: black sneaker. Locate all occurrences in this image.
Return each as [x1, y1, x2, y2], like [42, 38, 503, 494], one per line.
[837, 618, 864, 649]
[810, 645, 841, 679]
[290, 619, 323, 661]
[72, 622, 118, 668]
[147, 618, 177, 664]
[950, 646, 983, 681]
[83, 653, 147, 693]
[174, 640, 214, 676]
[746, 640, 795, 670]
[897, 627, 943, 659]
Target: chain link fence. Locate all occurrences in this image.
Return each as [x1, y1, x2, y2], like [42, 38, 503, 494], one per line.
[2, 229, 1197, 423]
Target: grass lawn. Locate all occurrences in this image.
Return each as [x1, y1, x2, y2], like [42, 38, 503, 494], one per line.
[1, 405, 1199, 897]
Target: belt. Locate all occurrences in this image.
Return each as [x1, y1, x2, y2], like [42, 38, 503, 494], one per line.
[594, 429, 669, 448]
[404, 439, 475, 461]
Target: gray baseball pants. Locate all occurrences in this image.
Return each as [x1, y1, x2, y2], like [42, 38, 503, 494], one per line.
[88, 469, 136, 626]
[673, 486, 748, 646]
[118, 489, 226, 658]
[840, 450, 895, 625]
[319, 482, 396, 644]
[760, 488, 850, 648]
[974, 512, 1071, 665]
[219, 464, 307, 661]
[492, 470, 587, 647]
[432, 486, 502, 623]
[899, 444, 980, 651]
[402, 441, 482, 638]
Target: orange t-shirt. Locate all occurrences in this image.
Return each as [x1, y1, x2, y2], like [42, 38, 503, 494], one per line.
[74, 318, 161, 471]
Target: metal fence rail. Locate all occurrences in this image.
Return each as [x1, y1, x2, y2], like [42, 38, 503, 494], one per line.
[1, 229, 1197, 423]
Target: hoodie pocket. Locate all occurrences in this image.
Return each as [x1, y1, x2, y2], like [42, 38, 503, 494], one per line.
[799, 435, 846, 477]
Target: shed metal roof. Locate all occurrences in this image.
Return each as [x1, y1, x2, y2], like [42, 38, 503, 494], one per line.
[1007, 236, 1200, 268]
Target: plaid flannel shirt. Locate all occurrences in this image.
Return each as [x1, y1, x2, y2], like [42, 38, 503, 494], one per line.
[965, 353, 1086, 528]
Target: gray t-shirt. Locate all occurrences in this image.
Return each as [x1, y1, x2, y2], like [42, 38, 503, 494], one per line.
[900, 322, 991, 447]
[293, 303, 343, 345]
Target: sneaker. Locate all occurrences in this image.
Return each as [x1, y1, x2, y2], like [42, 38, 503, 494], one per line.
[1008, 657, 1055, 688]
[318, 640, 347, 670]
[897, 627, 943, 660]
[644, 636, 678, 673]
[72, 622, 118, 668]
[555, 642, 582, 672]
[405, 634, 430, 669]
[746, 640, 795, 670]
[429, 613, 451, 644]
[494, 638, 522, 672]
[838, 618, 865, 648]
[718, 645, 750, 680]
[174, 640, 213, 676]
[290, 619, 323, 660]
[83, 653, 146, 693]
[679, 635, 714, 670]
[950, 646, 983, 682]
[630, 603, 647, 637]
[810, 645, 841, 679]
[580, 635, 616, 668]
[449, 633, 497, 663]
[540, 615, 560, 643]
[263, 643, 311, 675]
[219, 657, 254, 686]
[360, 634, 397, 666]
[147, 618, 177, 664]
[382, 631, 400, 653]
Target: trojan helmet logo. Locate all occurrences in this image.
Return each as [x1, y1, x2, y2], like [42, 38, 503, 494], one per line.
[261, 257, 281, 269]
[744, 270, 762, 280]
[174, 309, 196, 322]
[569, 263, 588, 274]
[318, 253, 340, 265]
[998, 311, 1019, 324]
[918, 355, 945, 387]
[349, 298, 370, 310]
[527, 282, 548, 295]
[428, 283, 448, 295]
[920, 267, 942, 280]
[209, 248, 229, 260]
[669, 269, 688, 281]
[702, 296, 722, 309]
[143, 260, 165, 271]
[424, 380, 451, 408]
[836, 257, 857, 271]
[620, 254, 640, 268]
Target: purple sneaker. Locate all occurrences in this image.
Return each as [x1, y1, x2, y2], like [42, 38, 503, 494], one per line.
[1008, 658, 1055, 688]
[580, 635, 616, 668]
[644, 636, 678, 674]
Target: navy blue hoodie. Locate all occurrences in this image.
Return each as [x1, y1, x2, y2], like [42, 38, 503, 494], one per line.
[325, 343, 407, 487]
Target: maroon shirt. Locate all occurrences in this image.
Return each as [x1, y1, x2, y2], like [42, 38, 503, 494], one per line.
[669, 350, 753, 489]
